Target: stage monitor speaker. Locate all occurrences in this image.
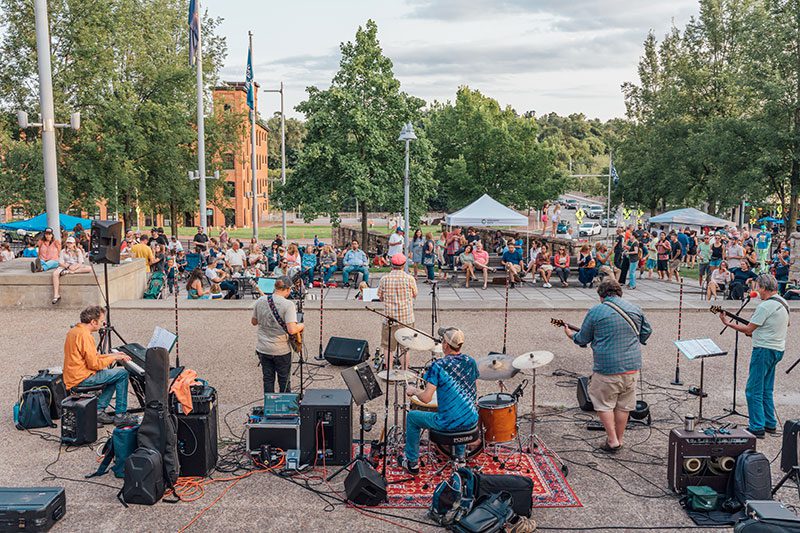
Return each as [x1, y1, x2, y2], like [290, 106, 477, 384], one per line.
[667, 428, 756, 494]
[60, 395, 97, 445]
[577, 376, 594, 412]
[341, 362, 382, 405]
[780, 419, 800, 473]
[90, 219, 123, 264]
[323, 337, 369, 366]
[344, 459, 387, 505]
[176, 402, 218, 477]
[300, 389, 352, 466]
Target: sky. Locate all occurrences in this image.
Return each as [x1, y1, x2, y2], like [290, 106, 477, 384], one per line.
[211, 0, 700, 121]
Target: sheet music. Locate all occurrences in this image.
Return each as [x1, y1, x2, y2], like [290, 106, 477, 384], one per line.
[361, 288, 380, 302]
[147, 326, 177, 353]
[674, 338, 726, 360]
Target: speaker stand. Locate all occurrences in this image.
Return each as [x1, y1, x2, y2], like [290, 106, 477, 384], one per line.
[93, 263, 127, 353]
[772, 466, 800, 499]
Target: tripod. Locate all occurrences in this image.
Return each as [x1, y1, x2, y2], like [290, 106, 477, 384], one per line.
[92, 263, 127, 353]
[715, 298, 751, 421]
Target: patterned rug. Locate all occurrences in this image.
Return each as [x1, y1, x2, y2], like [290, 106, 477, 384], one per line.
[357, 440, 582, 509]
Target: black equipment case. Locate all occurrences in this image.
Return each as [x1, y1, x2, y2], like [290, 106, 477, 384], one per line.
[474, 473, 533, 518]
[22, 371, 66, 420]
[734, 500, 800, 533]
[0, 487, 66, 532]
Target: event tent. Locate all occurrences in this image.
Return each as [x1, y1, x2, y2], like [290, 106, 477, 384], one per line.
[648, 207, 731, 228]
[0, 212, 93, 233]
[444, 194, 528, 227]
[757, 216, 784, 225]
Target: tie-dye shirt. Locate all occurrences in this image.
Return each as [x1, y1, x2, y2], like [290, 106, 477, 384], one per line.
[424, 354, 479, 430]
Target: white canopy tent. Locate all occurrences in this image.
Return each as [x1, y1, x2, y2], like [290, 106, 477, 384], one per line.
[445, 194, 528, 227]
[648, 207, 732, 228]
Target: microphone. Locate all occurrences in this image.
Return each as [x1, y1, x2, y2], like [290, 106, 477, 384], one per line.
[746, 290, 758, 302]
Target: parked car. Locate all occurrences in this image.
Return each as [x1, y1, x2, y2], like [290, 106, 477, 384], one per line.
[557, 220, 570, 234]
[586, 205, 605, 219]
[579, 222, 602, 237]
[601, 217, 618, 228]
[561, 198, 579, 210]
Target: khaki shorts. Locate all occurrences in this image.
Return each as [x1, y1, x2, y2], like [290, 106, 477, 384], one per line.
[381, 321, 415, 354]
[588, 371, 638, 412]
[669, 259, 681, 271]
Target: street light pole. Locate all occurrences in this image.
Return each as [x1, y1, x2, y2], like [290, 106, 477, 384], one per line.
[195, 0, 208, 231]
[264, 83, 287, 241]
[33, 0, 60, 239]
[248, 31, 258, 239]
[607, 151, 612, 237]
[397, 123, 417, 272]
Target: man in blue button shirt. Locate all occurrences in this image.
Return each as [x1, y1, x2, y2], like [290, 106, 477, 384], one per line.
[563, 278, 652, 452]
[501, 241, 524, 287]
[342, 239, 369, 287]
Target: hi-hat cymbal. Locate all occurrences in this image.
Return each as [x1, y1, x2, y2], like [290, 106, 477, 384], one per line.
[394, 328, 435, 351]
[512, 351, 554, 370]
[476, 353, 519, 381]
[432, 342, 443, 355]
[377, 369, 419, 383]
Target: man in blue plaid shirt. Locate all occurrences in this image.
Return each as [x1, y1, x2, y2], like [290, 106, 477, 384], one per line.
[563, 278, 652, 453]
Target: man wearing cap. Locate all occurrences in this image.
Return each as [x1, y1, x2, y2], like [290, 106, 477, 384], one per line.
[251, 276, 304, 393]
[400, 327, 478, 474]
[192, 226, 209, 253]
[388, 227, 404, 258]
[378, 253, 418, 366]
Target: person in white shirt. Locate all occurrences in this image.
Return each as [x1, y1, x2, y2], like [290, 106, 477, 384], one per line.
[725, 237, 744, 270]
[168, 235, 183, 253]
[388, 227, 404, 257]
[205, 259, 239, 299]
[225, 241, 247, 274]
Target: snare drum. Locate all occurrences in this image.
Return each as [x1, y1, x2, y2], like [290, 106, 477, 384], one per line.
[410, 391, 438, 412]
[478, 393, 518, 444]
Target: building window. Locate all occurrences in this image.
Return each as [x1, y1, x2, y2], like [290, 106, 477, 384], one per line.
[224, 181, 235, 198]
[222, 152, 235, 170]
[224, 103, 231, 111]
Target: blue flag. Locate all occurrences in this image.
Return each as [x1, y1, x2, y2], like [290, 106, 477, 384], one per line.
[188, 0, 199, 66]
[611, 163, 620, 186]
[246, 43, 254, 110]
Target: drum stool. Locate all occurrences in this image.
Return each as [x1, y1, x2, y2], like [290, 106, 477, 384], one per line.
[429, 424, 480, 475]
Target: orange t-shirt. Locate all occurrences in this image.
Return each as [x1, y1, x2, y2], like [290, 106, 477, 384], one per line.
[62, 324, 114, 389]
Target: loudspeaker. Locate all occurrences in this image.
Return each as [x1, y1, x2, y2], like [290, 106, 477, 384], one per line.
[577, 376, 594, 412]
[90, 220, 123, 264]
[300, 389, 352, 465]
[176, 402, 218, 477]
[667, 428, 756, 493]
[60, 395, 97, 445]
[341, 362, 382, 405]
[780, 419, 800, 473]
[323, 337, 369, 366]
[344, 459, 387, 505]
[23, 370, 67, 420]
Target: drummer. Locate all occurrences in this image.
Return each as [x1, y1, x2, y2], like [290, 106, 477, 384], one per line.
[399, 328, 478, 475]
[377, 253, 418, 369]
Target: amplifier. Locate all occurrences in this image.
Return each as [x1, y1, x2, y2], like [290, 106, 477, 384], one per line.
[300, 389, 352, 466]
[0, 487, 66, 532]
[246, 417, 301, 455]
[173, 384, 216, 416]
[576, 376, 593, 412]
[323, 337, 369, 366]
[177, 403, 218, 477]
[667, 428, 756, 493]
[60, 395, 97, 446]
[780, 419, 800, 473]
[23, 370, 67, 420]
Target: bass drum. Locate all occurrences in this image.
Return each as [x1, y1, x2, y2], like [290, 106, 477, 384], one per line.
[478, 393, 518, 444]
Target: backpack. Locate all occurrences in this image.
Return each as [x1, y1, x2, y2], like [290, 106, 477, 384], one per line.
[14, 387, 56, 430]
[729, 282, 747, 301]
[429, 467, 477, 526]
[87, 425, 139, 479]
[733, 450, 772, 505]
[451, 492, 516, 533]
[120, 447, 165, 506]
[143, 272, 165, 299]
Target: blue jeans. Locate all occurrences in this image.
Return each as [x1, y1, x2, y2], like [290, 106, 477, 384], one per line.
[342, 265, 369, 284]
[79, 367, 129, 415]
[322, 265, 337, 283]
[745, 347, 783, 431]
[628, 261, 637, 288]
[425, 264, 435, 281]
[404, 410, 466, 464]
[302, 268, 315, 286]
[41, 259, 59, 271]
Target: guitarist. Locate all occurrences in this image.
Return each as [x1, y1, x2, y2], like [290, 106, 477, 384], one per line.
[717, 273, 789, 438]
[252, 276, 304, 393]
[562, 278, 652, 453]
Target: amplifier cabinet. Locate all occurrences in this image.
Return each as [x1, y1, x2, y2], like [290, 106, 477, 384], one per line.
[300, 389, 352, 466]
[246, 418, 301, 455]
[667, 428, 756, 493]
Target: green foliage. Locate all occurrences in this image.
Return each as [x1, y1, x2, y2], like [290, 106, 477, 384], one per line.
[267, 113, 305, 170]
[276, 20, 436, 239]
[425, 87, 563, 212]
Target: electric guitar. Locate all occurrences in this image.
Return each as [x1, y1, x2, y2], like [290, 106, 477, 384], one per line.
[551, 318, 580, 332]
[709, 306, 750, 325]
[289, 331, 303, 353]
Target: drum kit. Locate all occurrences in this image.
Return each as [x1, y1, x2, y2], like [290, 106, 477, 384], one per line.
[377, 324, 557, 462]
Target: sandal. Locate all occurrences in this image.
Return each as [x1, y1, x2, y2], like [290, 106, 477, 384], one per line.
[59, 269, 69, 277]
[599, 441, 621, 453]
[51, 296, 61, 305]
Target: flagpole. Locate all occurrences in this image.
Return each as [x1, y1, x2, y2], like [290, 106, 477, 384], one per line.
[195, 0, 208, 231]
[249, 31, 258, 239]
[607, 150, 612, 237]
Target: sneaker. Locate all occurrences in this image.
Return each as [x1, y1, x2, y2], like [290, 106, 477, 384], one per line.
[764, 426, 777, 434]
[397, 454, 419, 475]
[97, 411, 115, 425]
[507, 515, 537, 533]
[543, 282, 552, 288]
[749, 428, 765, 439]
[113, 413, 140, 427]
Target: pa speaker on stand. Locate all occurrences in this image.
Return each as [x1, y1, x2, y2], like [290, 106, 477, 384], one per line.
[90, 220, 123, 265]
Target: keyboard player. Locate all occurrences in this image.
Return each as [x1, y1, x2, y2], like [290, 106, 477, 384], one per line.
[63, 306, 138, 427]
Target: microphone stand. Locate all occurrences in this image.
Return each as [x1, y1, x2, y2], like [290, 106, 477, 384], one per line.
[715, 297, 751, 421]
[430, 281, 439, 337]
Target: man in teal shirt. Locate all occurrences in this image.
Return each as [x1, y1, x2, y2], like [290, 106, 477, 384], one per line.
[718, 274, 789, 437]
[755, 225, 772, 273]
[697, 235, 712, 288]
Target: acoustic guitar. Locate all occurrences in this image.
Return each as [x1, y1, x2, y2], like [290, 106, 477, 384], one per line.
[709, 306, 751, 326]
[551, 318, 580, 332]
[289, 331, 303, 353]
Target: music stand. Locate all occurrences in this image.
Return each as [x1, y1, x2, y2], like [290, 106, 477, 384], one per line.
[674, 339, 727, 420]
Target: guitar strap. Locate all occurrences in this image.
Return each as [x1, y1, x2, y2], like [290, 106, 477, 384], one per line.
[767, 296, 790, 326]
[603, 300, 641, 339]
[267, 294, 290, 335]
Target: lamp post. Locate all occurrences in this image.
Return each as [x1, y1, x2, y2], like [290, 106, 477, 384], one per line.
[397, 122, 417, 270]
[264, 83, 286, 241]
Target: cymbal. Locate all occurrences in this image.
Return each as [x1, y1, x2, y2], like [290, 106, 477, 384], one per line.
[377, 369, 419, 383]
[395, 328, 435, 351]
[432, 342, 443, 355]
[476, 354, 519, 381]
[512, 351, 554, 370]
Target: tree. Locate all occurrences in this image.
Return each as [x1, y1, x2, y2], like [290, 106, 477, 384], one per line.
[275, 20, 436, 244]
[425, 87, 562, 211]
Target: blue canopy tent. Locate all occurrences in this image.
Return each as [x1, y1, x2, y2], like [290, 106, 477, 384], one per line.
[0, 213, 93, 233]
[757, 216, 784, 225]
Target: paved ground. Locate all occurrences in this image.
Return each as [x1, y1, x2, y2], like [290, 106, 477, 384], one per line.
[3, 306, 799, 532]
